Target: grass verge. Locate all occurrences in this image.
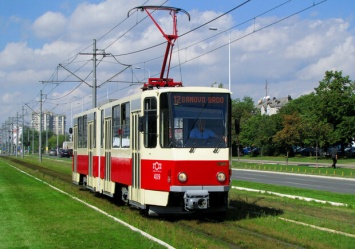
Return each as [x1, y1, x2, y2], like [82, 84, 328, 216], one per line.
[0, 159, 166, 249]
[233, 160, 355, 178]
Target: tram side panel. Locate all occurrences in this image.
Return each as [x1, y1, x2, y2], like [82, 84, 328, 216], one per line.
[102, 102, 133, 194]
[111, 155, 132, 186]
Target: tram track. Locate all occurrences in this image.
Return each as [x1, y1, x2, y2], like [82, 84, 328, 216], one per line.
[2, 156, 72, 183]
[169, 214, 305, 249]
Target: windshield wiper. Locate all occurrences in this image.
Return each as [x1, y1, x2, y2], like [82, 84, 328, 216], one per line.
[213, 136, 225, 153]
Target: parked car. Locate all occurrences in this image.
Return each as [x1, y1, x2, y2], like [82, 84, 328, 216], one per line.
[299, 147, 323, 156]
[68, 149, 73, 157]
[242, 146, 260, 156]
[345, 147, 355, 158]
[243, 147, 251, 155]
[49, 149, 57, 156]
[326, 146, 343, 157]
[58, 149, 70, 158]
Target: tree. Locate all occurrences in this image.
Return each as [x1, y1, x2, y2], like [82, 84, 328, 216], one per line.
[280, 93, 318, 116]
[231, 97, 257, 155]
[239, 114, 281, 156]
[273, 113, 304, 161]
[281, 93, 333, 151]
[314, 71, 355, 148]
[48, 134, 66, 150]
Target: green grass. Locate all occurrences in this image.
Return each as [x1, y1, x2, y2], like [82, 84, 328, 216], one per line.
[229, 181, 355, 248]
[235, 155, 355, 164]
[25, 154, 73, 174]
[0, 160, 165, 249]
[232, 180, 355, 207]
[2, 155, 355, 248]
[233, 160, 355, 178]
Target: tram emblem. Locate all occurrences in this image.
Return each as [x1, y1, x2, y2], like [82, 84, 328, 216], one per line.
[153, 162, 162, 172]
[153, 162, 162, 180]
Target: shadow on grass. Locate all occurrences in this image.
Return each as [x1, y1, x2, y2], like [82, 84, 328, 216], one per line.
[227, 197, 283, 221]
[78, 186, 283, 222]
[157, 197, 283, 223]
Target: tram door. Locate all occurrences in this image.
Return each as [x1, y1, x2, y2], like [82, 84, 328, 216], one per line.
[130, 111, 141, 203]
[87, 121, 94, 188]
[103, 118, 112, 194]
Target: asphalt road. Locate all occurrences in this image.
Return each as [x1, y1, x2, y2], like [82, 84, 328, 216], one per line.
[232, 169, 355, 194]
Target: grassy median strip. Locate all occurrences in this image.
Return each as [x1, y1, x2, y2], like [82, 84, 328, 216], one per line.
[230, 180, 355, 248]
[0, 160, 166, 249]
[233, 160, 355, 178]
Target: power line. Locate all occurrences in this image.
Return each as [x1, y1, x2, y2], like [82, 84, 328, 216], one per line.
[18, 0, 329, 126]
[171, 0, 328, 70]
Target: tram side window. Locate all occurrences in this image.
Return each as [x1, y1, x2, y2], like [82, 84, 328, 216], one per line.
[121, 102, 130, 148]
[144, 97, 157, 148]
[78, 117, 83, 148]
[112, 105, 120, 148]
[83, 115, 88, 148]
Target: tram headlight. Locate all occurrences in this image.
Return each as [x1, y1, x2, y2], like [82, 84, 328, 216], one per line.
[217, 172, 226, 182]
[178, 172, 187, 183]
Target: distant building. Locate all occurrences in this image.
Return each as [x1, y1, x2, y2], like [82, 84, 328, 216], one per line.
[31, 111, 66, 134]
[257, 95, 292, 115]
[53, 115, 66, 135]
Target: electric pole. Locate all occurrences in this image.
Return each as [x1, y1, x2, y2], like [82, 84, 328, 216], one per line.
[39, 90, 42, 162]
[93, 39, 97, 108]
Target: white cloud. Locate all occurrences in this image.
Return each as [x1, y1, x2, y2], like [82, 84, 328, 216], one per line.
[32, 12, 67, 39]
[1, 0, 355, 125]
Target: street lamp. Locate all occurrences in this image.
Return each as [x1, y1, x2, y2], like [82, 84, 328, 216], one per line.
[209, 27, 231, 92]
[135, 67, 151, 80]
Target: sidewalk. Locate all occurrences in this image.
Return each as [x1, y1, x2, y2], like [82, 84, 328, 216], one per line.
[234, 158, 355, 169]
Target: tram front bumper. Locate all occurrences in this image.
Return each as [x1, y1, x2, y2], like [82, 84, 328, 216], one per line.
[184, 190, 209, 211]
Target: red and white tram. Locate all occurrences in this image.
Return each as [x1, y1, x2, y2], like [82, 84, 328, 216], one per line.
[71, 6, 232, 215]
[72, 87, 231, 215]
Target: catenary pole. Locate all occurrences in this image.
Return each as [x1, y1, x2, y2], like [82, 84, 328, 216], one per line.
[92, 39, 97, 108]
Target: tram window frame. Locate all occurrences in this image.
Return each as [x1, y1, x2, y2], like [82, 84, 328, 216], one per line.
[78, 116, 83, 148]
[121, 102, 130, 148]
[112, 104, 120, 148]
[143, 97, 157, 148]
[82, 115, 88, 148]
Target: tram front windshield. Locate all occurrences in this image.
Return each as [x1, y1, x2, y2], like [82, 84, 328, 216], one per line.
[160, 92, 229, 148]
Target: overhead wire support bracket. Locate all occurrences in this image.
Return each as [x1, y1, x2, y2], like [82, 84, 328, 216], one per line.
[128, 6, 190, 90]
[58, 63, 92, 87]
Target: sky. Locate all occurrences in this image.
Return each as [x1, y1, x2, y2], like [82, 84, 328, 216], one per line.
[0, 0, 354, 132]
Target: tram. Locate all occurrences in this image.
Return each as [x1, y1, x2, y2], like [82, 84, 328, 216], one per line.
[71, 6, 232, 215]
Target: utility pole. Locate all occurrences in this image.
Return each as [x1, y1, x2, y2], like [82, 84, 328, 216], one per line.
[93, 39, 97, 108]
[6, 118, 10, 155]
[22, 106, 24, 158]
[16, 112, 19, 157]
[9, 117, 13, 155]
[78, 39, 111, 109]
[39, 90, 43, 162]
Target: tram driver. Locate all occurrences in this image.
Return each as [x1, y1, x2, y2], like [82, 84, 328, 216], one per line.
[189, 119, 217, 139]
